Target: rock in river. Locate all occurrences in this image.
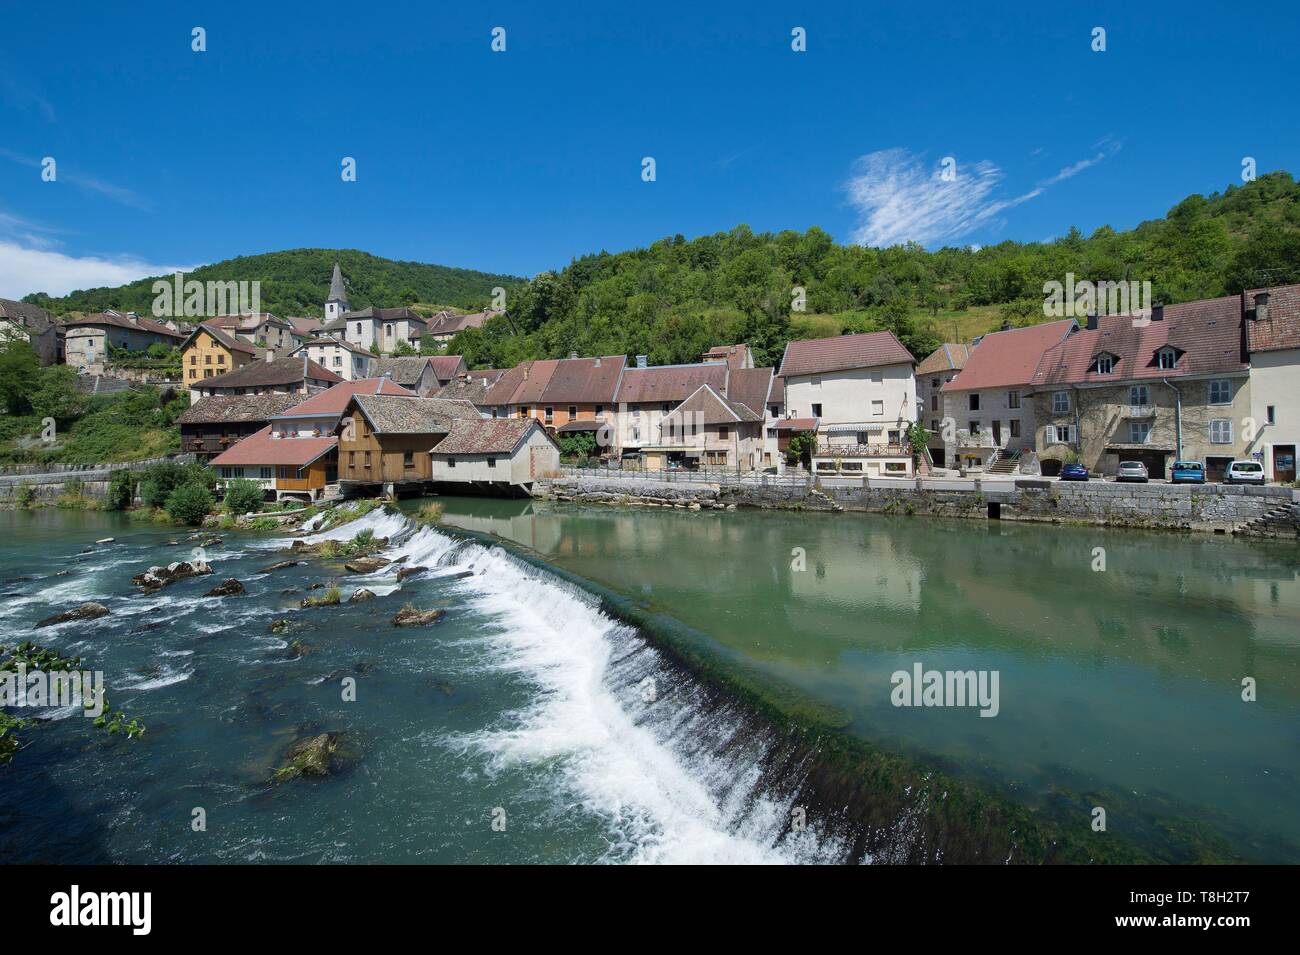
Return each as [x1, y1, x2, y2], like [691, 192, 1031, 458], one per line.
[391, 606, 445, 627]
[132, 561, 212, 593]
[259, 560, 300, 573]
[36, 602, 110, 629]
[349, 588, 376, 603]
[204, 578, 246, 597]
[344, 556, 390, 574]
[273, 732, 350, 782]
[395, 565, 428, 583]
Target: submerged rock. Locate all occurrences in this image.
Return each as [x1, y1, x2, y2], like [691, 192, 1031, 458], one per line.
[391, 606, 445, 627]
[344, 556, 390, 574]
[36, 602, 110, 629]
[269, 618, 291, 635]
[273, 732, 350, 782]
[395, 565, 428, 583]
[204, 578, 246, 598]
[349, 588, 376, 603]
[132, 561, 212, 593]
[259, 559, 300, 573]
[286, 639, 312, 659]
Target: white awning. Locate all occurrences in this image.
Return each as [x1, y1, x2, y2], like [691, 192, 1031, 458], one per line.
[824, 422, 887, 434]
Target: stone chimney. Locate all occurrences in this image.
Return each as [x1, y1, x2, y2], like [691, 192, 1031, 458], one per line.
[569, 350, 578, 360]
[1085, 312, 1099, 331]
[1151, 302, 1165, 322]
[636, 355, 648, 369]
[1254, 291, 1271, 323]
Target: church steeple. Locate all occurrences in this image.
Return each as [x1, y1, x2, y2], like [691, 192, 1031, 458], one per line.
[325, 262, 349, 322]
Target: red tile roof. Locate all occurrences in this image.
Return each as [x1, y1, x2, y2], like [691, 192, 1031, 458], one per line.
[270, 378, 415, 419]
[778, 331, 915, 378]
[187, 322, 259, 356]
[615, 363, 728, 404]
[916, 343, 973, 377]
[427, 355, 468, 382]
[725, 366, 775, 417]
[942, 320, 1076, 392]
[663, 384, 762, 425]
[1029, 297, 1247, 389]
[209, 426, 336, 467]
[176, 393, 303, 425]
[510, 359, 560, 404]
[539, 355, 626, 405]
[774, 417, 817, 431]
[1244, 284, 1300, 353]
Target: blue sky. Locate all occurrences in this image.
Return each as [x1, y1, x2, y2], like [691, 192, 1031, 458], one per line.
[2, 0, 1297, 298]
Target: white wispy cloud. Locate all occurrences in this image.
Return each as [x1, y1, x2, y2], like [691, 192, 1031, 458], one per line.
[0, 240, 195, 299]
[0, 148, 151, 211]
[846, 142, 1121, 248]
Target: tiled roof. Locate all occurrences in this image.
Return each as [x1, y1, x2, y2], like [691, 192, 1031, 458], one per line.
[702, 343, 753, 369]
[350, 394, 481, 434]
[663, 384, 762, 426]
[210, 426, 336, 467]
[916, 343, 972, 376]
[511, 359, 560, 404]
[0, 299, 55, 334]
[370, 357, 435, 386]
[186, 322, 259, 355]
[434, 370, 507, 404]
[942, 321, 1076, 392]
[778, 331, 915, 378]
[1244, 284, 1300, 353]
[287, 316, 323, 336]
[539, 355, 626, 404]
[768, 376, 785, 406]
[176, 393, 303, 425]
[428, 311, 492, 336]
[1029, 296, 1247, 389]
[198, 356, 342, 390]
[774, 417, 817, 431]
[430, 418, 554, 455]
[67, 310, 185, 339]
[481, 363, 530, 405]
[270, 378, 415, 419]
[615, 363, 728, 404]
[725, 366, 775, 417]
[427, 355, 468, 382]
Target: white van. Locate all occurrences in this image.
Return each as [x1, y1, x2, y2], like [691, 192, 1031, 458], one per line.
[1224, 460, 1266, 486]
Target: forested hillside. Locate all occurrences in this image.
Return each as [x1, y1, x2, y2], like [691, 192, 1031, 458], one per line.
[449, 171, 1300, 369]
[24, 249, 522, 317]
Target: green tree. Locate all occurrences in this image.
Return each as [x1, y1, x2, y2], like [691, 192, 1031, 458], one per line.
[222, 477, 265, 514]
[165, 481, 214, 526]
[0, 341, 39, 414]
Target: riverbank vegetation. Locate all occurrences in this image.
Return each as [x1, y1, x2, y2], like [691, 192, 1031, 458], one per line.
[0, 345, 184, 465]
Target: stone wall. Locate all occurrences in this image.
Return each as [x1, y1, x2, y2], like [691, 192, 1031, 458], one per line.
[538, 475, 1300, 535]
[0, 455, 197, 505]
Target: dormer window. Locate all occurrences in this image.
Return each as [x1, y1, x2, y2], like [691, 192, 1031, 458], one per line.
[1092, 353, 1116, 374]
[1156, 347, 1177, 370]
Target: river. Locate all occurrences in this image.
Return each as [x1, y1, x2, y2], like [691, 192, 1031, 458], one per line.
[0, 500, 1296, 863]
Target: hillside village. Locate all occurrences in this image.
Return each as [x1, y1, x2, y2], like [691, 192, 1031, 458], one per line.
[2, 262, 1299, 508]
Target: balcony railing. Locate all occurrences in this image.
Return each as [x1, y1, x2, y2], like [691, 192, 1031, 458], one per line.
[818, 444, 910, 457]
[1122, 404, 1157, 418]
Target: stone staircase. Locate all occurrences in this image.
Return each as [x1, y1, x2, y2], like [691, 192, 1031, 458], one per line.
[988, 449, 1020, 475]
[1234, 501, 1300, 538]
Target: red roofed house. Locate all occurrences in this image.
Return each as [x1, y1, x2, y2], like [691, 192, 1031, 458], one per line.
[1243, 285, 1300, 483]
[208, 378, 417, 502]
[916, 342, 972, 467]
[612, 358, 728, 464]
[777, 331, 918, 478]
[939, 320, 1077, 473]
[658, 384, 764, 471]
[189, 353, 343, 403]
[428, 417, 561, 492]
[1026, 299, 1252, 480]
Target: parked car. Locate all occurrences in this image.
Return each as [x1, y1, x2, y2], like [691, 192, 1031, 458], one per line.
[1116, 460, 1149, 483]
[1224, 459, 1267, 486]
[1170, 460, 1206, 484]
[1059, 463, 1090, 481]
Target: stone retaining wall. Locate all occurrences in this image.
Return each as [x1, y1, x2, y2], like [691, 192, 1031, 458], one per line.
[539, 476, 1300, 535]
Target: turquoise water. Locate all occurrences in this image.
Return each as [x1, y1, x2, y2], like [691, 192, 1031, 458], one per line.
[1, 501, 1297, 862]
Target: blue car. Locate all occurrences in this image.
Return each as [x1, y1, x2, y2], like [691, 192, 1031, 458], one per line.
[1059, 463, 1090, 481]
[1170, 460, 1206, 484]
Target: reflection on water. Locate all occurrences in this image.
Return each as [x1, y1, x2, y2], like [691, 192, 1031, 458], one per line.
[433, 497, 1300, 861]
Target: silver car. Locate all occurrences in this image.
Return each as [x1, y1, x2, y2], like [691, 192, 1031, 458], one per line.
[1116, 460, 1149, 483]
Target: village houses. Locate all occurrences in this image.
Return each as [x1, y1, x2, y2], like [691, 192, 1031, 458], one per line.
[63, 310, 185, 375]
[187, 353, 342, 404]
[293, 337, 377, 381]
[1242, 285, 1300, 484]
[915, 343, 971, 468]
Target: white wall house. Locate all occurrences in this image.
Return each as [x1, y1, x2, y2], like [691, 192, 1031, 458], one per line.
[293, 338, 376, 381]
[429, 418, 561, 488]
[1243, 287, 1300, 484]
[777, 331, 918, 477]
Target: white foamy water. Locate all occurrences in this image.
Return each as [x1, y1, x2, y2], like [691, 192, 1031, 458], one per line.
[331, 512, 848, 865]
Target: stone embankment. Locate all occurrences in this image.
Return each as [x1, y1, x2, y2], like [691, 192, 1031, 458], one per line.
[539, 476, 1300, 536]
[0, 455, 196, 504]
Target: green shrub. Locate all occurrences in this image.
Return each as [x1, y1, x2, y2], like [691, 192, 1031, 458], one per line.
[14, 483, 36, 508]
[223, 477, 265, 515]
[105, 469, 135, 510]
[164, 481, 214, 526]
